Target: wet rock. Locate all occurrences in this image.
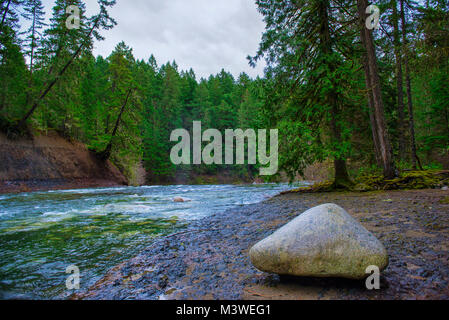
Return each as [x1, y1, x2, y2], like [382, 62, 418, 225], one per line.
[158, 275, 168, 289]
[174, 197, 191, 203]
[418, 268, 432, 278]
[249, 204, 389, 280]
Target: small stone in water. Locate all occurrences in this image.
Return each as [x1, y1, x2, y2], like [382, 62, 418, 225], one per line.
[174, 197, 191, 203]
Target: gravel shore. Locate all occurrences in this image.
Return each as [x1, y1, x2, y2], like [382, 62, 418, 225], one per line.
[76, 189, 449, 300]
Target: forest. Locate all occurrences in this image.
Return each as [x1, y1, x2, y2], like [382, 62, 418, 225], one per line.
[0, 0, 448, 186]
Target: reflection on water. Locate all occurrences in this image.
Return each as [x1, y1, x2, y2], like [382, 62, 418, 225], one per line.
[0, 183, 299, 299]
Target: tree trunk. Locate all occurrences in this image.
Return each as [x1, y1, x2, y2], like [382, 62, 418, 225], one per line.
[25, 6, 37, 107]
[29, 5, 36, 75]
[334, 158, 352, 187]
[330, 97, 352, 188]
[319, 0, 353, 188]
[358, 0, 397, 178]
[363, 57, 383, 167]
[100, 88, 133, 161]
[400, 0, 422, 170]
[392, 0, 406, 161]
[0, 0, 11, 29]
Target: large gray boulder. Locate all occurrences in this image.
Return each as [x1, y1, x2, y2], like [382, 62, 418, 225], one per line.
[249, 203, 388, 280]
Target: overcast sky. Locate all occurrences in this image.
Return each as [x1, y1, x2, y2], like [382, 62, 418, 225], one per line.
[41, 0, 267, 79]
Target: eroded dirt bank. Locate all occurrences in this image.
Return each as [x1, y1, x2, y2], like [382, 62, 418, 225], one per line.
[76, 189, 449, 300]
[0, 132, 127, 193]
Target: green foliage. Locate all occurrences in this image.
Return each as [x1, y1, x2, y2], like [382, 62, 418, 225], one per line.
[423, 162, 444, 170]
[0, 0, 447, 185]
[250, 0, 366, 184]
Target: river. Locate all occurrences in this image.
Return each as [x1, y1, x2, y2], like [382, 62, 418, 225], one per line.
[0, 183, 299, 300]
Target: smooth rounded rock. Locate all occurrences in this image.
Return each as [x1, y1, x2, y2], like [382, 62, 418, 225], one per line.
[249, 203, 388, 279]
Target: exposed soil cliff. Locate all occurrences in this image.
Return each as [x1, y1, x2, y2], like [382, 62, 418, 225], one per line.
[0, 131, 127, 193]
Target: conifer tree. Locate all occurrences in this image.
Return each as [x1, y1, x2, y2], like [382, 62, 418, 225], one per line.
[17, 0, 117, 128]
[357, 0, 397, 178]
[250, 0, 357, 187]
[22, 0, 46, 74]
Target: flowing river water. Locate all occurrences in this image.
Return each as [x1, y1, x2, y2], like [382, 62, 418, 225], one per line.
[0, 183, 299, 300]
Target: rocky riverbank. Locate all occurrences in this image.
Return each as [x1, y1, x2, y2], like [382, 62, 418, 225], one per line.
[75, 189, 449, 300]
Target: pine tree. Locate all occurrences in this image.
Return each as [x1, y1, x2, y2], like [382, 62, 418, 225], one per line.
[17, 0, 117, 128]
[98, 41, 139, 161]
[0, 0, 27, 124]
[400, 0, 422, 169]
[390, 0, 407, 161]
[0, 0, 23, 31]
[250, 0, 357, 186]
[415, 1, 449, 155]
[22, 0, 46, 74]
[357, 0, 397, 178]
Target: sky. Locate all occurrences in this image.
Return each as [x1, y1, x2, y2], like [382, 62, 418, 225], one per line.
[41, 0, 267, 79]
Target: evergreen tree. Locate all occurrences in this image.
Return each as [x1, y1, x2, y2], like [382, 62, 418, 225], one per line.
[357, 0, 397, 178]
[22, 0, 46, 74]
[17, 0, 117, 128]
[0, 0, 23, 31]
[250, 0, 357, 186]
[98, 41, 141, 165]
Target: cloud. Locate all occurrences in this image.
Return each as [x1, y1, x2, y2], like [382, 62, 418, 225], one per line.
[42, 0, 266, 79]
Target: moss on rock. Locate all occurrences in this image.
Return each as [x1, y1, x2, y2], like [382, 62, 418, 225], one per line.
[283, 170, 449, 194]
